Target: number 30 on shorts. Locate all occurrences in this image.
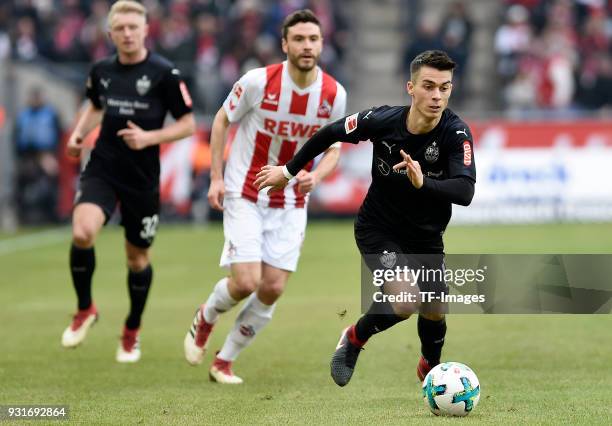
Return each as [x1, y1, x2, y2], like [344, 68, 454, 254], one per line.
[140, 215, 159, 241]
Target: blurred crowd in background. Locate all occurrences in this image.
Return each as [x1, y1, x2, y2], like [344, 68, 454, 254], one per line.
[400, 0, 611, 112]
[0, 0, 610, 225]
[495, 0, 611, 112]
[401, 0, 474, 105]
[2, 0, 610, 112]
[0, 0, 349, 113]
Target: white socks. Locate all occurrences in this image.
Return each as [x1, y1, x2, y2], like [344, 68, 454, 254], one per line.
[217, 292, 276, 361]
[203, 277, 238, 324]
[202, 277, 277, 362]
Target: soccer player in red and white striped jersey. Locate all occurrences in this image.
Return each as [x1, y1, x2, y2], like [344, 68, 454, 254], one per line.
[183, 9, 347, 383]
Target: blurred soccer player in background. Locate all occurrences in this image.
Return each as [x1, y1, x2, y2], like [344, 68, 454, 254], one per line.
[61, 0, 195, 363]
[183, 9, 346, 384]
[256, 50, 476, 386]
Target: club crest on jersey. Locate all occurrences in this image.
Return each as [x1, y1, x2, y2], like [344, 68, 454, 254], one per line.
[344, 113, 358, 134]
[380, 251, 397, 269]
[136, 75, 151, 95]
[425, 141, 439, 163]
[317, 99, 331, 118]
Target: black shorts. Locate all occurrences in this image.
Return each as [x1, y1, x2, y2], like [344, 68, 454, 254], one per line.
[355, 224, 448, 295]
[76, 165, 160, 248]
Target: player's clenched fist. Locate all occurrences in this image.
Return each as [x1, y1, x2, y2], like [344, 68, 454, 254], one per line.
[207, 178, 225, 211]
[255, 165, 288, 193]
[296, 170, 319, 194]
[66, 133, 84, 158]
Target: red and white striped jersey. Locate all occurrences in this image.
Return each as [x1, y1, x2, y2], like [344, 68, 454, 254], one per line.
[223, 61, 347, 209]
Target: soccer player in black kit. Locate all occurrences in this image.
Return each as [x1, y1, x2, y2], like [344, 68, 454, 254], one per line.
[61, 0, 195, 363]
[255, 50, 476, 385]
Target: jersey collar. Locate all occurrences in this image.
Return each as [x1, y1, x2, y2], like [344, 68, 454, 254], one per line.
[282, 60, 322, 94]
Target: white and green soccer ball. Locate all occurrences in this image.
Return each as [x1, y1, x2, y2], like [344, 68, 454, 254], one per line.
[422, 362, 480, 417]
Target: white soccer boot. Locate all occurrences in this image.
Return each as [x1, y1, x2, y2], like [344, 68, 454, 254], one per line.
[61, 304, 98, 348]
[209, 355, 244, 384]
[116, 327, 141, 363]
[184, 304, 216, 365]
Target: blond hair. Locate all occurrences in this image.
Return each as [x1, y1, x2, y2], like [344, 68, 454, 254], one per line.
[108, 1, 147, 27]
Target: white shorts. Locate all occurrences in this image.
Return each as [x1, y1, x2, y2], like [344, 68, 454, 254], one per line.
[220, 197, 307, 272]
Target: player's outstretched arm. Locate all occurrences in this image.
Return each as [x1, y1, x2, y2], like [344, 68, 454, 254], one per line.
[255, 121, 343, 192]
[118, 112, 195, 150]
[256, 109, 373, 192]
[207, 107, 231, 211]
[66, 101, 103, 158]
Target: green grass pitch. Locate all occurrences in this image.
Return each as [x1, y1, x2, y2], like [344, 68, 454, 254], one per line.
[1, 222, 611, 424]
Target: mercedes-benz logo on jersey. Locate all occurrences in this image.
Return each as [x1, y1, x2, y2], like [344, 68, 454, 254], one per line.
[380, 250, 397, 268]
[377, 157, 390, 176]
[424, 141, 439, 163]
[136, 75, 151, 95]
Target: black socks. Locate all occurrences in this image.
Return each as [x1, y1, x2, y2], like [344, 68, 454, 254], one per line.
[125, 265, 153, 330]
[70, 244, 95, 310]
[417, 315, 447, 364]
[354, 301, 406, 343]
[353, 302, 447, 364]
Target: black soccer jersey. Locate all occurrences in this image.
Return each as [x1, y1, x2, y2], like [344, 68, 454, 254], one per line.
[85, 51, 192, 189]
[286, 106, 476, 246]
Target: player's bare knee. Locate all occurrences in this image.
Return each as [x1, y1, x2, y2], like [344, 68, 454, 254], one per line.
[72, 223, 97, 248]
[258, 279, 286, 304]
[125, 242, 149, 271]
[230, 275, 259, 299]
[124, 243, 148, 271]
[126, 253, 149, 271]
[391, 299, 421, 318]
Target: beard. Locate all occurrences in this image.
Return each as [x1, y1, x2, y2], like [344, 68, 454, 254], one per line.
[288, 52, 319, 72]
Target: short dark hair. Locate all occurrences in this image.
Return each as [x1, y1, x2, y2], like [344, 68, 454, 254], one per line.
[281, 9, 321, 39]
[410, 50, 456, 78]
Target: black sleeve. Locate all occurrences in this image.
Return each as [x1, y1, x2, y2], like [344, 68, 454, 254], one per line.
[286, 108, 376, 176]
[85, 66, 102, 109]
[421, 175, 475, 206]
[160, 67, 193, 119]
[447, 126, 476, 181]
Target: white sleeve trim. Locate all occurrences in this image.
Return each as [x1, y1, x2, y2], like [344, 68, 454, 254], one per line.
[282, 165, 294, 180]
